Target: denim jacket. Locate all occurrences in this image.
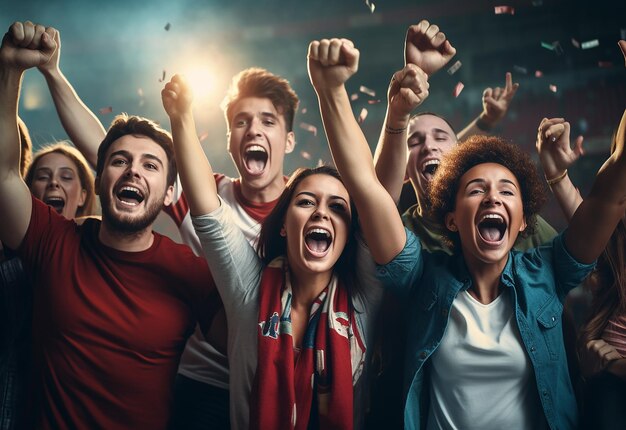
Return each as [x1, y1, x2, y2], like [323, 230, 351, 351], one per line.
[0, 254, 32, 430]
[376, 229, 594, 430]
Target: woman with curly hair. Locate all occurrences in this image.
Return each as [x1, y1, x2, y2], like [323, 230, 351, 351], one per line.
[308, 35, 626, 430]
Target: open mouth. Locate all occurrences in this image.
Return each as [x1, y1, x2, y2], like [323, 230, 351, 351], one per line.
[305, 228, 332, 254]
[421, 159, 440, 181]
[477, 214, 507, 243]
[244, 145, 268, 175]
[44, 196, 65, 214]
[116, 186, 145, 206]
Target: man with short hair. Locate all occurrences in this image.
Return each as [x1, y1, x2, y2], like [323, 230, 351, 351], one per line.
[36, 27, 300, 427]
[0, 22, 216, 429]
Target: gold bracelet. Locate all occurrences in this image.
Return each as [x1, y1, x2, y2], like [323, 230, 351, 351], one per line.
[546, 169, 567, 186]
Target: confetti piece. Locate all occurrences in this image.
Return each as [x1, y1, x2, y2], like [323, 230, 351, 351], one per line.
[301, 108, 307, 114]
[317, 159, 325, 167]
[365, 0, 375, 13]
[532, 0, 543, 5]
[350, 93, 359, 101]
[137, 88, 144, 97]
[159, 70, 166, 82]
[367, 99, 381, 105]
[549, 84, 557, 93]
[553, 41, 563, 55]
[571, 38, 580, 49]
[598, 61, 613, 68]
[535, 70, 543, 78]
[164, 23, 171, 31]
[494, 5, 515, 15]
[299, 122, 318, 136]
[198, 132, 209, 142]
[541, 41, 555, 51]
[359, 85, 376, 98]
[453, 82, 464, 98]
[513, 65, 528, 74]
[99, 106, 113, 114]
[300, 151, 312, 160]
[581, 39, 599, 50]
[358, 108, 368, 123]
[447, 60, 462, 75]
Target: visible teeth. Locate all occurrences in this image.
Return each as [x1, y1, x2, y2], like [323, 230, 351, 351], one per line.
[246, 145, 266, 154]
[308, 228, 330, 237]
[424, 159, 440, 167]
[481, 214, 504, 222]
[121, 186, 142, 196]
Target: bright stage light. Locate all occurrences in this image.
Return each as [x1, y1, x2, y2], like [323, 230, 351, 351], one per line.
[183, 66, 216, 103]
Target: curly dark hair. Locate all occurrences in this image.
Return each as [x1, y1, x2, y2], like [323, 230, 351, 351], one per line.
[428, 135, 547, 251]
[256, 165, 360, 297]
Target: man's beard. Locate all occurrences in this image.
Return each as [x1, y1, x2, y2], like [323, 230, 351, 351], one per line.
[99, 192, 163, 234]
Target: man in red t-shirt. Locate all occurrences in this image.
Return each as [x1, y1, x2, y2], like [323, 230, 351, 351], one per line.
[0, 22, 217, 429]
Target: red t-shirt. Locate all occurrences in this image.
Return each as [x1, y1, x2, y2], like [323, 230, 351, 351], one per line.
[18, 196, 217, 430]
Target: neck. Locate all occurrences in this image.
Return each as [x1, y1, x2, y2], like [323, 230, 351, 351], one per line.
[98, 220, 154, 252]
[464, 253, 508, 304]
[289, 268, 332, 311]
[240, 176, 284, 203]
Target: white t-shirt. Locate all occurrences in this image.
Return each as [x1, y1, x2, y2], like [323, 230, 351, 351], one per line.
[426, 288, 547, 430]
[164, 174, 277, 388]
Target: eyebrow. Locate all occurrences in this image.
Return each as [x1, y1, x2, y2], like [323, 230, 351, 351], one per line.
[109, 150, 164, 168]
[408, 127, 452, 140]
[295, 191, 349, 205]
[465, 178, 519, 189]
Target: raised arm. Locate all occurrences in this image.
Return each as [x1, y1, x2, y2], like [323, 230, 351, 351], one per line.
[404, 20, 456, 75]
[536, 117, 584, 221]
[457, 72, 519, 141]
[373, 65, 429, 204]
[308, 38, 405, 264]
[162, 74, 219, 216]
[37, 28, 105, 167]
[0, 22, 57, 249]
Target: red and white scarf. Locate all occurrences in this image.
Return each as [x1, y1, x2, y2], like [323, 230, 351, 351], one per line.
[250, 257, 366, 430]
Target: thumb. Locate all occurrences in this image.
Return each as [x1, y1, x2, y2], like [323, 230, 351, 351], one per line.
[41, 30, 56, 52]
[574, 135, 584, 157]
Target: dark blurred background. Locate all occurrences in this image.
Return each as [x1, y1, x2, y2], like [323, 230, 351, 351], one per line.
[4, 0, 625, 237]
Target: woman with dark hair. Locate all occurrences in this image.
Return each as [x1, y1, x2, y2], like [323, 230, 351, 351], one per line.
[162, 74, 382, 429]
[308, 35, 626, 430]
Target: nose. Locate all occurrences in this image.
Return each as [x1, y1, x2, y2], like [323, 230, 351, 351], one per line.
[482, 189, 502, 206]
[422, 136, 439, 153]
[312, 206, 329, 220]
[47, 175, 60, 189]
[124, 162, 141, 179]
[246, 117, 262, 138]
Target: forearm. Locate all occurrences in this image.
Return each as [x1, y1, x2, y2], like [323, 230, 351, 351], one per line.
[169, 113, 219, 216]
[41, 67, 104, 167]
[456, 113, 493, 141]
[316, 85, 405, 264]
[549, 174, 583, 221]
[373, 108, 409, 204]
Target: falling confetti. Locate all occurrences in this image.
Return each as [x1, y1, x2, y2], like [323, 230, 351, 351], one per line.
[447, 60, 462, 75]
[159, 70, 166, 82]
[317, 159, 325, 167]
[365, 0, 375, 13]
[301, 108, 307, 114]
[99, 106, 113, 114]
[137, 88, 144, 97]
[494, 5, 515, 15]
[367, 99, 381, 105]
[549, 84, 557, 93]
[581, 39, 599, 50]
[571, 38, 580, 49]
[300, 151, 312, 160]
[532, 0, 543, 5]
[541, 41, 555, 51]
[299, 122, 318, 136]
[553, 41, 564, 55]
[453, 82, 464, 98]
[164, 23, 171, 31]
[598, 61, 613, 68]
[359, 85, 376, 97]
[513, 65, 528, 74]
[535, 70, 543, 78]
[358, 108, 368, 123]
[350, 93, 359, 101]
[198, 132, 209, 142]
